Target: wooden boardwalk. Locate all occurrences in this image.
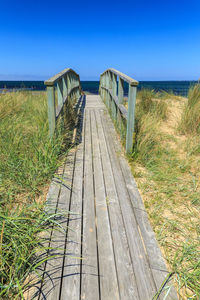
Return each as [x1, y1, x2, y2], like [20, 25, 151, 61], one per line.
[29, 95, 177, 300]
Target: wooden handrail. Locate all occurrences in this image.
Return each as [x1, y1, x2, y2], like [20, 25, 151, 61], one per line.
[44, 68, 82, 136]
[99, 69, 139, 153]
[45, 68, 80, 86]
[100, 68, 139, 87]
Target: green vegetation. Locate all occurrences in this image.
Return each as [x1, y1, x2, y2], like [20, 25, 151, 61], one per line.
[0, 203, 66, 299]
[131, 87, 200, 299]
[0, 92, 64, 203]
[179, 84, 200, 135]
[0, 91, 73, 298]
[136, 88, 168, 120]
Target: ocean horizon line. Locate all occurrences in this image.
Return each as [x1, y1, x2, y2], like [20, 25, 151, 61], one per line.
[0, 80, 198, 97]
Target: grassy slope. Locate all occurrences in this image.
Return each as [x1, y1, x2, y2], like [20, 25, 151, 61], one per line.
[131, 89, 200, 299]
[0, 91, 71, 298]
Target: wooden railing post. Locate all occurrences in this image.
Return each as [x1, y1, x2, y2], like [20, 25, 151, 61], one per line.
[118, 77, 124, 104]
[70, 73, 73, 92]
[57, 79, 63, 107]
[67, 74, 71, 93]
[99, 68, 138, 155]
[102, 75, 105, 101]
[112, 74, 117, 120]
[62, 76, 68, 99]
[99, 75, 102, 97]
[108, 71, 112, 89]
[105, 72, 109, 107]
[47, 86, 56, 137]
[126, 84, 137, 153]
[112, 74, 117, 97]
[107, 72, 111, 111]
[45, 68, 82, 137]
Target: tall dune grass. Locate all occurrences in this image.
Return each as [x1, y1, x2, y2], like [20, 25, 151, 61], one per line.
[0, 91, 66, 204]
[179, 84, 200, 135]
[131, 89, 200, 298]
[133, 89, 168, 164]
[0, 91, 72, 298]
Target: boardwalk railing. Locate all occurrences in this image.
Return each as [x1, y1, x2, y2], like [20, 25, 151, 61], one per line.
[99, 68, 139, 153]
[45, 68, 82, 136]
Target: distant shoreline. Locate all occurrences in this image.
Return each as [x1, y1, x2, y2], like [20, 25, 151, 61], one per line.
[0, 80, 198, 96]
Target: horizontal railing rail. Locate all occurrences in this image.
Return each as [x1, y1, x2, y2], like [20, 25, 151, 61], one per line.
[99, 68, 139, 153]
[44, 68, 82, 136]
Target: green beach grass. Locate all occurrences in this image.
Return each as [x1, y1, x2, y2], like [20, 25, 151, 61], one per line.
[131, 87, 200, 299]
[0, 91, 73, 298]
[1, 87, 199, 299]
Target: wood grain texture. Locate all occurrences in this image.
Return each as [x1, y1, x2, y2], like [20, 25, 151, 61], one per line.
[101, 109, 159, 299]
[100, 106, 177, 300]
[95, 110, 140, 299]
[39, 151, 75, 300]
[59, 110, 85, 300]
[91, 110, 120, 300]
[34, 94, 178, 300]
[81, 109, 99, 300]
[152, 269, 178, 300]
[25, 167, 64, 300]
[37, 95, 84, 298]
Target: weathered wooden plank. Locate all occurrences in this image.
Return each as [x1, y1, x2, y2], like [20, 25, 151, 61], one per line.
[135, 208, 167, 270]
[46, 166, 66, 213]
[81, 109, 99, 300]
[90, 110, 120, 300]
[95, 110, 140, 299]
[111, 147, 145, 211]
[100, 109, 157, 299]
[102, 105, 144, 207]
[85, 96, 104, 109]
[152, 270, 178, 300]
[101, 108, 177, 299]
[135, 209, 178, 300]
[25, 167, 64, 300]
[103, 113, 174, 265]
[39, 150, 75, 300]
[30, 93, 178, 300]
[59, 106, 85, 300]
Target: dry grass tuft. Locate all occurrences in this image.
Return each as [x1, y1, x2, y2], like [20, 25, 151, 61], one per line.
[131, 89, 200, 299]
[178, 84, 200, 135]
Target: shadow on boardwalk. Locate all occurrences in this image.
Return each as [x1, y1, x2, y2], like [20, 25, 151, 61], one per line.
[25, 95, 177, 300]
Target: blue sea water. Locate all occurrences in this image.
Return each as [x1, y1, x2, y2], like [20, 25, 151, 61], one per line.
[0, 80, 198, 96]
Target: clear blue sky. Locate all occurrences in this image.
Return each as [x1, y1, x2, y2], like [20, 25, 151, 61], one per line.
[0, 0, 200, 80]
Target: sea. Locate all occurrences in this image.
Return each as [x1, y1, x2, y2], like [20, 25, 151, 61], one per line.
[0, 80, 198, 97]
